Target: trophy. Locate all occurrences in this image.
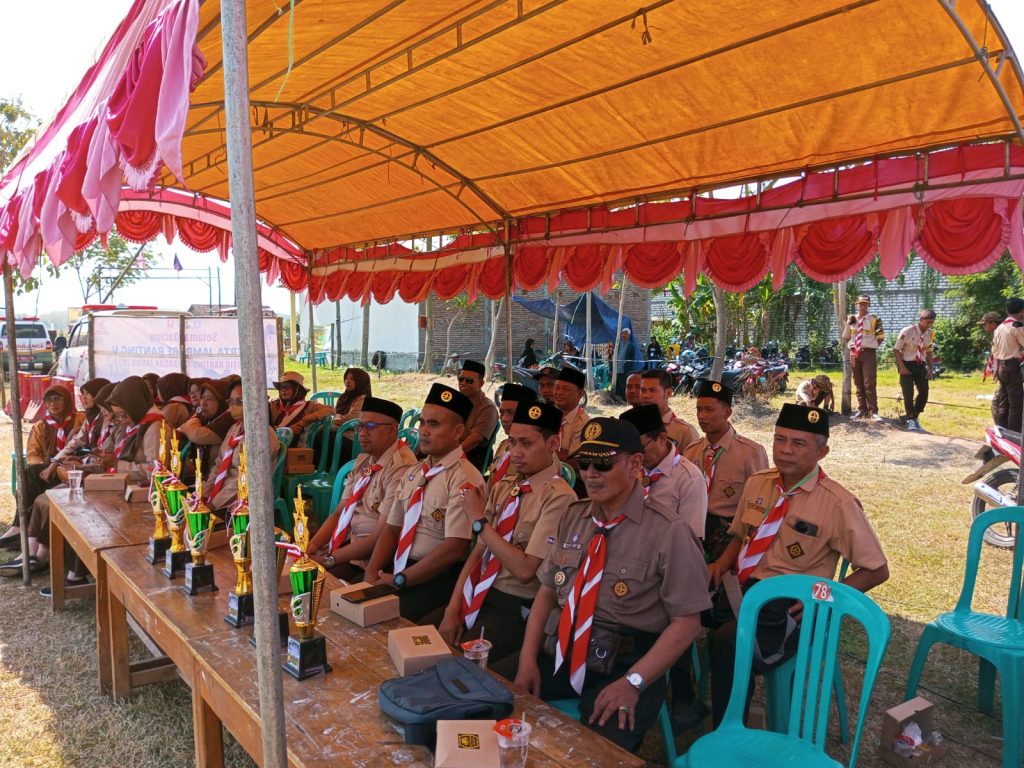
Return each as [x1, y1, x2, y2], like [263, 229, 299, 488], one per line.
[226, 446, 254, 627]
[283, 488, 331, 680]
[161, 431, 189, 579]
[145, 421, 172, 564]
[250, 526, 293, 648]
[182, 457, 218, 596]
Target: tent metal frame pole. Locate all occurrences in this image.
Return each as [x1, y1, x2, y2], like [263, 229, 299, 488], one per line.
[220, 2, 289, 766]
[3, 264, 30, 585]
[504, 218, 513, 381]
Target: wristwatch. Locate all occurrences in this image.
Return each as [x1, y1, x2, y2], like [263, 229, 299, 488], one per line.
[393, 572, 407, 590]
[472, 518, 487, 535]
[625, 671, 645, 692]
[323, 554, 336, 569]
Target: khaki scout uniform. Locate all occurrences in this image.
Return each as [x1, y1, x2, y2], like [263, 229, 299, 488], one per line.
[466, 391, 499, 446]
[558, 405, 589, 456]
[841, 312, 884, 416]
[206, 421, 281, 511]
[646, 449, 707, 540]
[894, 324, 935, 363]
[342, 440, 418, 540]
[664, 409, 699, 448]
[992, 318, 1024, 430]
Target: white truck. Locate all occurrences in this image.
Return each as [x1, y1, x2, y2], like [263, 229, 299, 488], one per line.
[56, 308, 284, 386]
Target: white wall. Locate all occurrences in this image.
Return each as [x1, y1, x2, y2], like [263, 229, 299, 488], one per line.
[306, 298, 420, 370]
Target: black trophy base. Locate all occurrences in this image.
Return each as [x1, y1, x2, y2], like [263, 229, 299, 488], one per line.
[225, 592, 254, 627]
[283, 633, 332, 681]
[145, 536, 170, 564]
[181, 562, 218, 596]
[161, 549, 188, 579]
[251, 611, 289, 648]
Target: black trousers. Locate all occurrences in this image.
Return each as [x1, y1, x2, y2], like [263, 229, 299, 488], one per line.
[995, 360, 1024, 430]
[423, 588, 532, 673]
[899, 361, 929, 419]
[397, 561, 463, 623]
[536, 631, 665, 753]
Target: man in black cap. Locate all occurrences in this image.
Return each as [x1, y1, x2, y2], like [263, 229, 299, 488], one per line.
[514, 417, 710, 752]
[992, 297, 1024, 430]
[531, 365, 559, 403]
[366, 383, 485, 621]
[457, 359, 499, 471]
[434, 401, 575, 671]
[486, 383, 538, 489]
[306, 397, 418, 579]
[553, 366, 589, 464]
[706, 403, 888, 726]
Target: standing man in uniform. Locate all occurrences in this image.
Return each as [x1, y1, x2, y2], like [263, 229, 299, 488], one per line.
[307, 397, 417, 579]
[992, 297, 1024, 430]
[553, 366, 589, 465]
[366, 383, 484, 621]
[706, 404, 889, 726]
[639, 369, 699, 448]
[457, 359, 499, 471]
[894, 310, 936, 431]
[979, 310, 1005, 425]
[615, 328, 641, 399]
[841, 295, 885, 421]
[531, 366, 559, 404]
[514, 418, 710, 752]
[486, 383, 537, 488]
[435, 401, 574, 671]
[624, 372, 643, 407]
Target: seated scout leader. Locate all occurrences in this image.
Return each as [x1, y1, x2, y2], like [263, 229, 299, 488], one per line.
[365, 383, 485, 622]
[306, 397, 417, 579]
[485, 383, 538, 487]
[456, 358, 500, 471]
[706, 403, 889, 726]
[513, 418, 710, 753]
[433, 400, 575, 670]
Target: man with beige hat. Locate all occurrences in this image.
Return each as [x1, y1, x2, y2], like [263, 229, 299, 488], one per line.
[841, 295, 885, 420]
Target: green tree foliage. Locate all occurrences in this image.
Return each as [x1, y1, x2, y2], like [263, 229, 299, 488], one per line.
[0, 97, 38, 173]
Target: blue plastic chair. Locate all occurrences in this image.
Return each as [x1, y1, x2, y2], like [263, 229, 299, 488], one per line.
[398, 428, 420, 454]
[300, 419, 361, 524]
[310, 390, 341, 406]
[678, 575, 890, 768]
[905, 507, 1024, 768]
[400, 408, 420, 430]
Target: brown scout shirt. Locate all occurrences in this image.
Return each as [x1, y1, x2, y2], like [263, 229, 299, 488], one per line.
[684, 426, 769, 519]
[486, 456, 575, 600]
[558, 404, 589, 456]
[727, 467, 887, 581]
[465, 391, 499, 444]
[205, 421, 281, 511]
[664, 409, 699, 448]
[343, 440, 418, 539]
[646, 449, 707, 539]
[537, 483, 711, 634]
[386, 445, 484, 562]
[992, 317, 1024, 360]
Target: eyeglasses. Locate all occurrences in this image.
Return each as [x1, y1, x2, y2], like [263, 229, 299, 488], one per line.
[228, 398, 244, 406]
[577, 454, 628, 473]
[357, 421, 396, 432]
[457, 376, 480, 384]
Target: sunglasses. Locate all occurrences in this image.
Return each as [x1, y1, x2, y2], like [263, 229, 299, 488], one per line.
[357, 421, 395, 432]
[577, 454, 628, 473]
[457, 376, 480, 384]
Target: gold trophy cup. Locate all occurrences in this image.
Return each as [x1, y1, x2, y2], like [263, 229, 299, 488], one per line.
[226, 445, 255, 627]
[161, 431, 189, 579]
[146, 421, 172, 564]
[182, 457, 218, 596]
[283, 488, 331, 680]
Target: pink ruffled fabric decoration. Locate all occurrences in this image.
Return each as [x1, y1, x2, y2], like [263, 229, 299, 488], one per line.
[82, 103, 123, 233]
[55, 119, 97, 233]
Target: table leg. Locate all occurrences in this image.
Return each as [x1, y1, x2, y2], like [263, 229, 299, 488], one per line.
[95, 560, 112, 694]
[49, 513, 66, 612]
[108, 589, 132, 700]
[192, 674, 225, 768]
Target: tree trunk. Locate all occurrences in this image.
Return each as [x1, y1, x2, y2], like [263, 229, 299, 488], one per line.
[711, 284, 727, 381]
[360, 302, 370, 367]
[832, 280, 852, 414]
[420, 295, 434, 373]
[611, 276, 628, 389]
[484, 297, 504, 376]
[444, 307, 464, 371]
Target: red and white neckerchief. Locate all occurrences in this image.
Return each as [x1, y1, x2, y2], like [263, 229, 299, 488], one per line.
[207, 430, 244, 502]
[736, 467, 823, 585]
[393, 461, 448, 573]
[274, 399, 306, 426]
[701, 443, 725, 493]
[555, 513, 627, 694]
[113, 412, 164, 460]
[98, 419, 112, 449]
[83, 412, 103, 449]
[43, 413, 74, 454]
[983, 318, 1016, 382]
[852, 316, 865, 357]
[490, 450, 511, 485]
[644, 448, 681, 499]
[167, 395, 192, 407]
[329, 458, 383, 553]
[914, 327, 931, 363]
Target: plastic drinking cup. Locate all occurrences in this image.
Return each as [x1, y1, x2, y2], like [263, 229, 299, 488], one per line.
[67, 469, 83, 493]
[461, 638, 492, 669]
[495, 719, 530, 768]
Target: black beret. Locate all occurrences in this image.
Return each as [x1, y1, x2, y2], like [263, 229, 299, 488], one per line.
[425, 383, 473, 422]
[693, 378, 733, 405]
[460, 359, 486, 377]
[776, 402, 829, 437]
[512, 400, 562, 432]
[557, 366, 586, 389]
[499, 383, 536, 403]
[571, 417, 643, 460]
[618, 404, 666, 437]
[531, 366, 558, 381]
[360, 397, 403, 423]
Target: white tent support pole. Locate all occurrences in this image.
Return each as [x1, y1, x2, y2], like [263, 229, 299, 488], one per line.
[289, 293, 298, 356]
[504, 219, 513, 380]
[3, 264, 30, 586]
[551, 286, 559, 358]
[220, 2, 289, 766]
[585, 291, 593, 392]
[611, 274, 627, 392]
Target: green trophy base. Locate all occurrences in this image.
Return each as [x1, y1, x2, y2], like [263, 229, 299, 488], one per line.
[250, 611, 289, 648]
[283, 633, 332, 680]
[145, 536, 171, 564]
[225, 592, 254, 627]
[162, 549, 188, 579]
[182, 562, 218, 596]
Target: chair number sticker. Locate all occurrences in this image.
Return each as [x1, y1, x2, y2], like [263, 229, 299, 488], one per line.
[812, 581, 833, 602]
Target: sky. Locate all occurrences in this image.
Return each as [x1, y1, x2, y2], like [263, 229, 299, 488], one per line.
[1, 1, 1023, 324]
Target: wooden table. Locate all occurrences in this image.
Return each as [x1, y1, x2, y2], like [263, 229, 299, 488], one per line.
[46, 488, 155, 694]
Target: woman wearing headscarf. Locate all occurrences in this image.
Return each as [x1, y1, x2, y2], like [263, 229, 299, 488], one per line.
[517, 338, 539, 368]
[108, 376, 166, 484]
[46, 378, 111, 467]
[158, 373, 193, 428]
[142, 372, 161, 404]
[178, 379, 237, 471]
[334, 368, 372, 420]
[92, 382, 120, 455]
[188, 377, 209, 416]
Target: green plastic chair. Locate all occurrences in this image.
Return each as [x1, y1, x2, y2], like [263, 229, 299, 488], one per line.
[10, 452, 17, 499]
[398, 428, 420, 454]
[478, 422, 502, 473]
[559, 461, 576, 487]
[275, 426, 294, 450]
[399, 408, 420, 430]
[328, 459, 357, 514]
[905, 507, 1024, 768]
[300, 419, 361, 525]
[271, 436, 291, 529]
[282, 416, 334, 512]
[310, 390, 341, 406]
[679, 575, 890, 768]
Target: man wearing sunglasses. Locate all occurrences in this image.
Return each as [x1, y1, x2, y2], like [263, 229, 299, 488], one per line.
[514, 418, 709, 752]
[366, 383, 485, 621]
[456, 359, 499, 472]
[485, 383, 538, 489]
[435, 400, 574, 670]
[307, 397, 417, 579]
[639, 369, 699, 449]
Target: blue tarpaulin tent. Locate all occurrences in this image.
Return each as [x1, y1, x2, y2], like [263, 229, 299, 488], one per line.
[513, 294, 633, 349]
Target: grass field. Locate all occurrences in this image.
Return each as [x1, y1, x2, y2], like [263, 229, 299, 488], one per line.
[0, 365, 1014, 767]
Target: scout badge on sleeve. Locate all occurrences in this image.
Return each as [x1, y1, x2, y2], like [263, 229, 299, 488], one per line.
[182, 457, 218, 596]
[284, 487, 332, 680]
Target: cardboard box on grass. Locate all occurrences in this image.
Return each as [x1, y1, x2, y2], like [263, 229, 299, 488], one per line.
[330, 581, 400, 627]
[434, 720, 499, 768]
[388, 625, 452, 676]
[84, 473, 128, 492]
[878, 697, 949, 766]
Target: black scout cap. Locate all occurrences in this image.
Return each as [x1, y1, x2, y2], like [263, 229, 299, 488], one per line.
[776, 402, 829, 437]
[460, 359, 486, 377]
[425, 383, 473, 423]
[359, 397, 403, 423]
[571, 417, 643, 460]
[531, 366, 558, 381]
[512, 400, 562, 432]
[693, 378, 733, 405]
[557, 366, 586, 389]
[499, 383, 537, 403]
[618, 404, 666, 437]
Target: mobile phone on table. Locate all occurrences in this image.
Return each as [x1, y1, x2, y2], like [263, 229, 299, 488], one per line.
[341, 583, 398, 603]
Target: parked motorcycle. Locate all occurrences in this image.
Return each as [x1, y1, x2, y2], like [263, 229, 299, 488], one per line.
[962, 425, 1021, 548]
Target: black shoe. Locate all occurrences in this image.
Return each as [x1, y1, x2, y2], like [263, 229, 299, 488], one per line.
[40, 576, 87, 598]
[39, 585, 52, 597]
[0, 556, 45, 577]
[670, 700, 710, 733]
[0, 531, 21, 551]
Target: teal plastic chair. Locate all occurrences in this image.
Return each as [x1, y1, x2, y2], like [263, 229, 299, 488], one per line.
[283, 416, 334, 511]
[275, 426, 294, 450]
[479, 422, 502, 473]
[10, 452, 17, 499]
[271, 436, 291, 529]
[905, 507, 1024, 768]
[679, 575, 890, 768]
[300, 419, 361, 525]
[398, 428, 420, 454]
[310, 390, 341, 406]
[328, 459, 357, 514]
[400, 408, 420, 430]
[559, 461, 576, 487]
[549, 675, 677, 765]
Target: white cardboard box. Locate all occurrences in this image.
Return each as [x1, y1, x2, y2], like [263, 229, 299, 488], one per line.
[330, 581, 400, 627]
